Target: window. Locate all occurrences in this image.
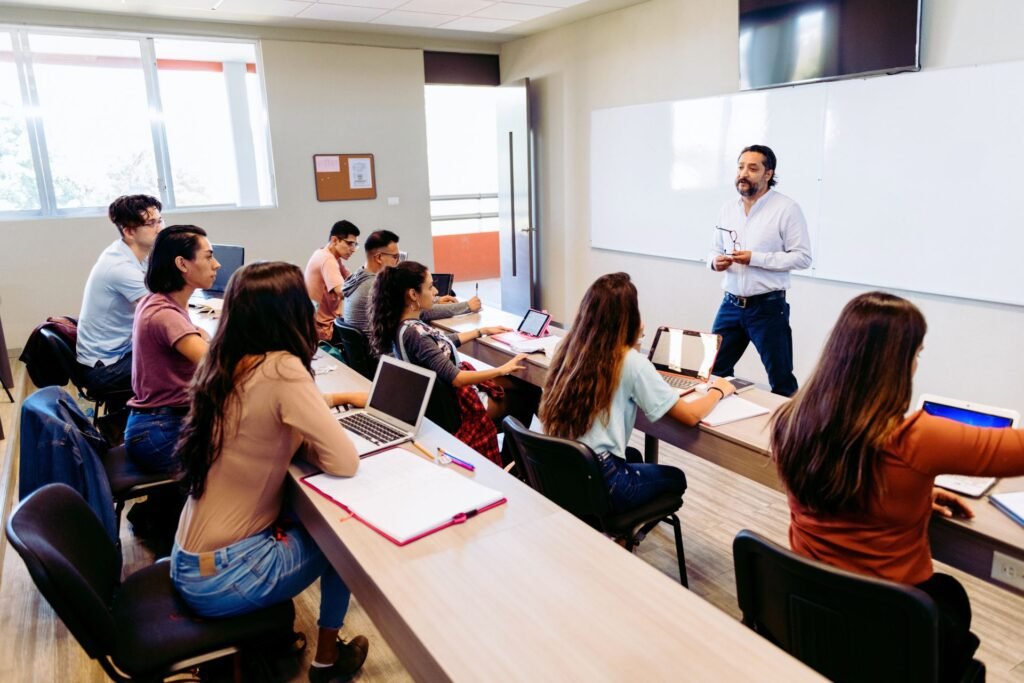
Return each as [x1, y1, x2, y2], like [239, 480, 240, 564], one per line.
[0, 27, 275, 219]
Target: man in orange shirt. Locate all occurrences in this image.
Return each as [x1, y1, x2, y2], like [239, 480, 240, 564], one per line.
[304, 220, 360, 341]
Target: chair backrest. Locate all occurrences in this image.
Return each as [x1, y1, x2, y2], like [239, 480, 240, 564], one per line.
[733, 529, 940, 683]
[38, 326, 89, 393]
[501, 417, 613, 529]
[332, 319, 378, 380]
[5, 483, 121, 660]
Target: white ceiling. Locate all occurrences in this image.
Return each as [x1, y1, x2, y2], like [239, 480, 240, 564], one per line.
[0, 0, 651, 41]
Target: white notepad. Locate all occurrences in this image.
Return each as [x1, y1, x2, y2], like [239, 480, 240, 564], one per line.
[496, 334, 562, 355]
[990, 491, 1024, 527]
[700, 395, 770, 427]
[303, 448, 506, 545]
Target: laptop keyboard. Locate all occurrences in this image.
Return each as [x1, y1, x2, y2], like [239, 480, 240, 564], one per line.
[337, 412, 406, 445]
[659, 372, 700, 390]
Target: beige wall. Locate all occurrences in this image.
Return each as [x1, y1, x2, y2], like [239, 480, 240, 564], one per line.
[500, 0, 1024, 412]
[0, 34, 435, 351]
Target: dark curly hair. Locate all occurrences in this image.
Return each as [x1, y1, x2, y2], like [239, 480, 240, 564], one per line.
[108, 194, 162, 235]
[368, 261, 429, 357]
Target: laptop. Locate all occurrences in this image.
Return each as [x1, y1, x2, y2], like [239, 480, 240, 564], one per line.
[648, 326, 722, 395]
[492, 309, 552, 346]
[334, 355, 436, 457]
[432, 273, 454, 297]
[918, 394, 1020, 497]
[193, 244, 244, 299]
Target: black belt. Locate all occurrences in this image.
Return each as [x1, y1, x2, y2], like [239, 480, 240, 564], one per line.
[724, 290, 785, 309]
[130, 405, 189, 417]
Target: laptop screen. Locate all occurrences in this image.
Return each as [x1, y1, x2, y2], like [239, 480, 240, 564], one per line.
[921, 400, 1016, 429]
[368, 358, 433, 426]
[649, 327, 719, 380]
[432, 273, 454, 297]
[209, 244, 244, 293]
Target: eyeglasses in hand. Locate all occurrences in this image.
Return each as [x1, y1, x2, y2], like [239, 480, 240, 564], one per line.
[716, 226, 739, 254]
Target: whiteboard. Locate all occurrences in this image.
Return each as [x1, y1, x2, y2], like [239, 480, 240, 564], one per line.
[589, 60, 1024, 306]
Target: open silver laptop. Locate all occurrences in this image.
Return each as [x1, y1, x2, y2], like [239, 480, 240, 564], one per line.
[918, 394, 1020, 497]
[335, 356, 436, 457]
[648, 326, 722, 395]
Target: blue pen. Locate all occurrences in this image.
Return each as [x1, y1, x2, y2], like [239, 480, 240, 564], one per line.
[437, 447, 475, 471]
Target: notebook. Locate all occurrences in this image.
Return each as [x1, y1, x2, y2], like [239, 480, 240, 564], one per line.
[303, 448, 507, 545]
[432, 273, 454, 297]
[700, 395, 770, 427]
[918, 394, 1020, 498]
[492, 309, 552, 347]
[192, 244, 244, 299]
[648, 327, 722, 395]
[990, 492, 1024, 528]
[334, 356, 435, 457]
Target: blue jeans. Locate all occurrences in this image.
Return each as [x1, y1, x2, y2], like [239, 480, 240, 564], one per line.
[599, 454, 687, 513]
[171, 522, 350, 630]
[80, 352, 133, 396]
[711, 292, 798, 397]
[125, 411, 184, 474]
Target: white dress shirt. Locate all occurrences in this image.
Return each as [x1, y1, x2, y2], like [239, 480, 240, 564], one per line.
[707, 189, 812, 297]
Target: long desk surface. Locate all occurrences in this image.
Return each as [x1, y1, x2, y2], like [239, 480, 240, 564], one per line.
[294, 351, 821, 681]
[432, 307, 1024, 596]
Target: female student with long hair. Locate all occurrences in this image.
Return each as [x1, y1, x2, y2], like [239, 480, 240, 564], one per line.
[368, 261, 526, 462]
[539, 272, 736, 512]
[171, 262, 370, 682]
[771, 291, 1024, 681]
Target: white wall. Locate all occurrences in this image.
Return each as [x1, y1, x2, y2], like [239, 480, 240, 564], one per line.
[0, 32, 437, 351]
[500, 0, 1024, 412]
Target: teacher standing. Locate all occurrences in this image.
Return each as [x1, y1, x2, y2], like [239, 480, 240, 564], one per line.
[707, 144, 811, 397]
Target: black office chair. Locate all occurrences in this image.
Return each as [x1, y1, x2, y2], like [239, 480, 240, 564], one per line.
[37, 326, 131, 425]
[6, 483, 297, 682]
[732, 529, 985, 683]
[502, 416, 688, 586]
[102, 443, 183, 537]
[331, 319, 379, 380]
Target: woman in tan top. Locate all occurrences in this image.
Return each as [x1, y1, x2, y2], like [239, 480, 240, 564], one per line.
[170, 262, 370, 682]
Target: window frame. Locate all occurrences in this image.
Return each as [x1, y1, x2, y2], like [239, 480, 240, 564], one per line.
[0, 24, 277, 221]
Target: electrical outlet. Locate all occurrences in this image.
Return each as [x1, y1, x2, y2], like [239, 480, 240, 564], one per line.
[991, 551, 1024, 591]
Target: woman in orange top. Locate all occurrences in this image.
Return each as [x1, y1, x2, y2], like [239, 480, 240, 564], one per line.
[771, 291, 1024, 682]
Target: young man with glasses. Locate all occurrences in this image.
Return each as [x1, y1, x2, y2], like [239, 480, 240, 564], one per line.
[706, 145, 812, 396]
[76, 194, 164, 400]
[304, 220, 361, 342]
[342, 229, 481, 332]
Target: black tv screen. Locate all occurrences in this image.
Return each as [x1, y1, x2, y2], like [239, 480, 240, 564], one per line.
[739, 0, 921, 90]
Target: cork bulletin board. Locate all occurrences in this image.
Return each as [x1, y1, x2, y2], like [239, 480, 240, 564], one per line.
[313, 153, 376, 201]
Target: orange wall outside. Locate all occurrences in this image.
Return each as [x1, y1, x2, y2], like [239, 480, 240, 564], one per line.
[432, 231, 500, 281]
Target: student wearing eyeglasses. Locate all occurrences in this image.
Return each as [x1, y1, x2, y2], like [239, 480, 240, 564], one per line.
[341, 229, 481, 333]
[76, 194, 165, 401]
[304, 220, 361, 342]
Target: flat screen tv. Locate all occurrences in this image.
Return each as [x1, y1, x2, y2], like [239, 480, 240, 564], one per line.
[739, 0, 921, 90]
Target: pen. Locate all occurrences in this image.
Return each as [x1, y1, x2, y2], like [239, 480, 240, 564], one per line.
[411, 440, 437, 463]
[437, 447, 475, 471]
[475, 282, 479, 298]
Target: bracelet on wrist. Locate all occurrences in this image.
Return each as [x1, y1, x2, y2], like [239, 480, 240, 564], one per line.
[708, 386, 725, 398]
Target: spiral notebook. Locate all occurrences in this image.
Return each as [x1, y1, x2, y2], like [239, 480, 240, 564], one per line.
[302, 448, 506, 545]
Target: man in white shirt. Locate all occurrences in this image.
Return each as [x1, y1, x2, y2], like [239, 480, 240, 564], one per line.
[707, 145, 811, 396]
[77, 194, 163, 399]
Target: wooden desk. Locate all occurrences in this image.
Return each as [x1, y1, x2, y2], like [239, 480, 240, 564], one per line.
[292, 352, 821, 681]
[432, 307, 1024, 596]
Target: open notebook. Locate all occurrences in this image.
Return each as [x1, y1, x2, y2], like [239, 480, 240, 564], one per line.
[302, 448, 506, 545]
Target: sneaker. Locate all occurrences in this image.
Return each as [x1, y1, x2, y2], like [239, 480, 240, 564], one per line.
[308, 635, 369, 683]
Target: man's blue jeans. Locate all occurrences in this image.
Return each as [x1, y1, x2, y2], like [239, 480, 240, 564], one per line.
[711, 291, 798, 397]
[171, 522, 351, 630]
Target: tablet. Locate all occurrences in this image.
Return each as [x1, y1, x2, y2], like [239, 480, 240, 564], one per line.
[518, 309, 551, 338]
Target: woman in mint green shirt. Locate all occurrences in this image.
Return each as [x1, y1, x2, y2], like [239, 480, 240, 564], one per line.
[540, 272, 735, 512]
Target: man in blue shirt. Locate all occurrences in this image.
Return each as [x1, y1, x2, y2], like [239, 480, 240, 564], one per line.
[707, 145, 812, 396]
[76, 194, 163, 398]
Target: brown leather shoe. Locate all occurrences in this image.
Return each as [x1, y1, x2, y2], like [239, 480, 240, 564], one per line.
[308, 636, 369, 683]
